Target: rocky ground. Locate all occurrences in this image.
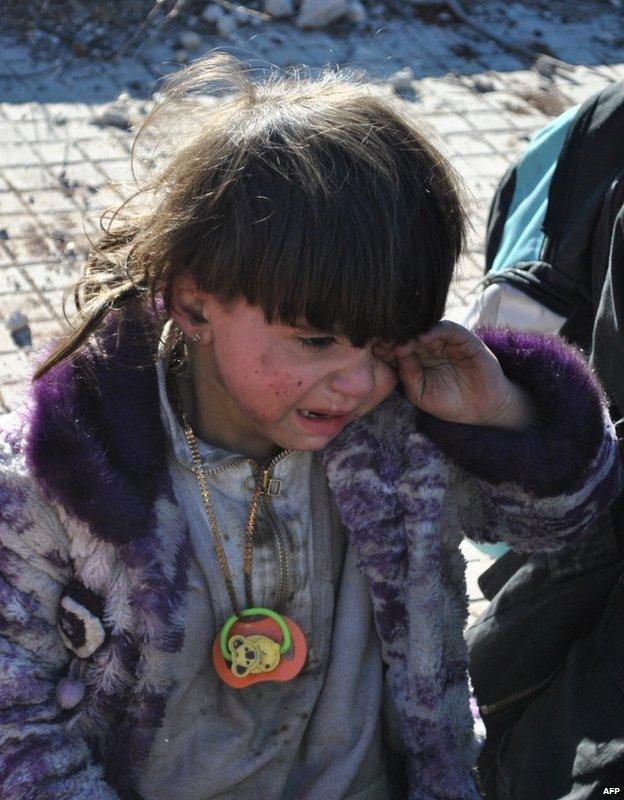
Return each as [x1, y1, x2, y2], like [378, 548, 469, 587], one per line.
[1, 0, 623, 616]
[9, 0, 620, 64]
[3, 0, 623, 100]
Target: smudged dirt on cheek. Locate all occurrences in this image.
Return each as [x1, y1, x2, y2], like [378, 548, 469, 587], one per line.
[264, 372, 299, 399]
[254, 350, 302, 399]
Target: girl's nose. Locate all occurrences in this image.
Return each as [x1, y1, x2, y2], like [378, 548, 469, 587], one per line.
[328, 351, 376, 398]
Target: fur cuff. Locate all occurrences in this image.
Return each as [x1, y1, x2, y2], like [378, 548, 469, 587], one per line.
[417, 326, 610, 497]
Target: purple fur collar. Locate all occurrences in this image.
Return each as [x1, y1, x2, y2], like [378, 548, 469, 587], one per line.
[26, 306, 170, 545]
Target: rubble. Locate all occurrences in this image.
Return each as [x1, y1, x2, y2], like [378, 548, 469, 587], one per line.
[64, 240, 78, 260]
[467, 73, 504, 93]
[345, 1, 367, 23]
[202, 1, 267, 28]
[179, 30, 203, 51]
[5, 0, 624, 71]
[91, 92, 144, 131]
[517, 83, 569, 116]
[215, 13, 238, 36]
[6, 311, 32, 349]
[91, 94, 133, 130]
[58, 170, 80, 196]
[263, 0, 294, 18]
[296, 0, 350, 29]
[388, 66, 415, 91]
[231, 4, 268, 25]
[202, 4, 226, 23]
[532, 54, 574, 80]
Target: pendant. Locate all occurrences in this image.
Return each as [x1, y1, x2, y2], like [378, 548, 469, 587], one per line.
[213, 607, 307, 689]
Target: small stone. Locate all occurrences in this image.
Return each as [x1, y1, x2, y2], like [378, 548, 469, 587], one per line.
[91, 92, 137, 131]
[93, 108, 131, 129]
[202, 3, 226, 22]
[296, 0, 350, 29]
[471, 75, 496, 93]
[174, 49, 189, 64]
[233, 5, 257, 24]
[180, 30, 202, 51]
[388, 66, 414, 91]
[6, 311, 28, 334]
[0, 229, 8, 240]
[533, 55, 556, 79]
[345, 0, 366, 23]
[6, 311, 32, 349]
[263, 0, 294, 17]
[72, 39, 89, 58]
[268, 30, 288, 43]
[56, 677, 86, 710]
[216, 14, 238, 35]
[532, 55, 574, 80]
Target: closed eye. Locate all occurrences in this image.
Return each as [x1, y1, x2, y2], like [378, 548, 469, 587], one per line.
[299, 337, 337, 349]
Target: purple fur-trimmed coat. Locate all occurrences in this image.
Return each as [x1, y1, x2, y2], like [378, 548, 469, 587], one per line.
[0, 309, 620, 800]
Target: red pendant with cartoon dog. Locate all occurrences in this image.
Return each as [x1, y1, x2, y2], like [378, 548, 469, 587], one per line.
[213, 614, 307, 688]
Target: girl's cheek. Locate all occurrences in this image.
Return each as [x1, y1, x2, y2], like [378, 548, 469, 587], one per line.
[253, 371, 303, 406]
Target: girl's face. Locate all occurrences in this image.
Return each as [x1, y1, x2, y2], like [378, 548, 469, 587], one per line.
[187, 295, 399, 458]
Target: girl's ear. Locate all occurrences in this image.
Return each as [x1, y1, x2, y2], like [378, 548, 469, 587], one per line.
[169, 274, 213, 344]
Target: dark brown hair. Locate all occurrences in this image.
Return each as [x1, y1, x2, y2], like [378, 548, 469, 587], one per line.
[35, 53, 466, 378]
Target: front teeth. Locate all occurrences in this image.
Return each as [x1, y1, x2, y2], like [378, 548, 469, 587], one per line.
[301, 410, 325, 418]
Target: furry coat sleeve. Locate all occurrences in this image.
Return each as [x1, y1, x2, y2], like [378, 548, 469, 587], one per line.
[418, 327, 622, 550]
[0, 412, 120, 800]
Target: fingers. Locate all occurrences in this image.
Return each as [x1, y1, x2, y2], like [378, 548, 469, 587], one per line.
[394, 349, 424, 406]
[372, 321, 479, 369]
[411, 321, 484, 365]
[372, 339, 424, 406]
[371, 342, 398, 368]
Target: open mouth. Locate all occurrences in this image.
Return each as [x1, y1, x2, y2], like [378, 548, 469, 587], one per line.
[296, 409, 351, 435]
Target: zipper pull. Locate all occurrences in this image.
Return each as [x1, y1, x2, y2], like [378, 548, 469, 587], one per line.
[244, 469, 283, 497]
[260, 469, 271, 494]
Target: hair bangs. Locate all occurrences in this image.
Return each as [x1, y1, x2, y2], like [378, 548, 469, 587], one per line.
[187, 135, 443, 347]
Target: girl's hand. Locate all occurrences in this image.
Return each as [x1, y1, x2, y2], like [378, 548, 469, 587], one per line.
[373, 321, 537, 430]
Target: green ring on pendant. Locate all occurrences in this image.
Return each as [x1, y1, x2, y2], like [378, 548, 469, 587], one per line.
[220, 607, 292, 662]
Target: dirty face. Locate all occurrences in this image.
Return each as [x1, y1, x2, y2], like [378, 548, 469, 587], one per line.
[193, 296, 398, 458]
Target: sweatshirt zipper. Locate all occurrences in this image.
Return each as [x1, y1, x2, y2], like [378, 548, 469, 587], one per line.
[253, 454, 293, 612]
[199, 450, 293, 612]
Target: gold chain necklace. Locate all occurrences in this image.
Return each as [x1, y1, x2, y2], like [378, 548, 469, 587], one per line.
[181, 405, 261, 616]
[168, 368, 308, 688]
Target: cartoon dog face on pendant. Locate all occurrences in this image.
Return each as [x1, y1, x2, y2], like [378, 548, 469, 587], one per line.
[228, 634, 281, 677]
